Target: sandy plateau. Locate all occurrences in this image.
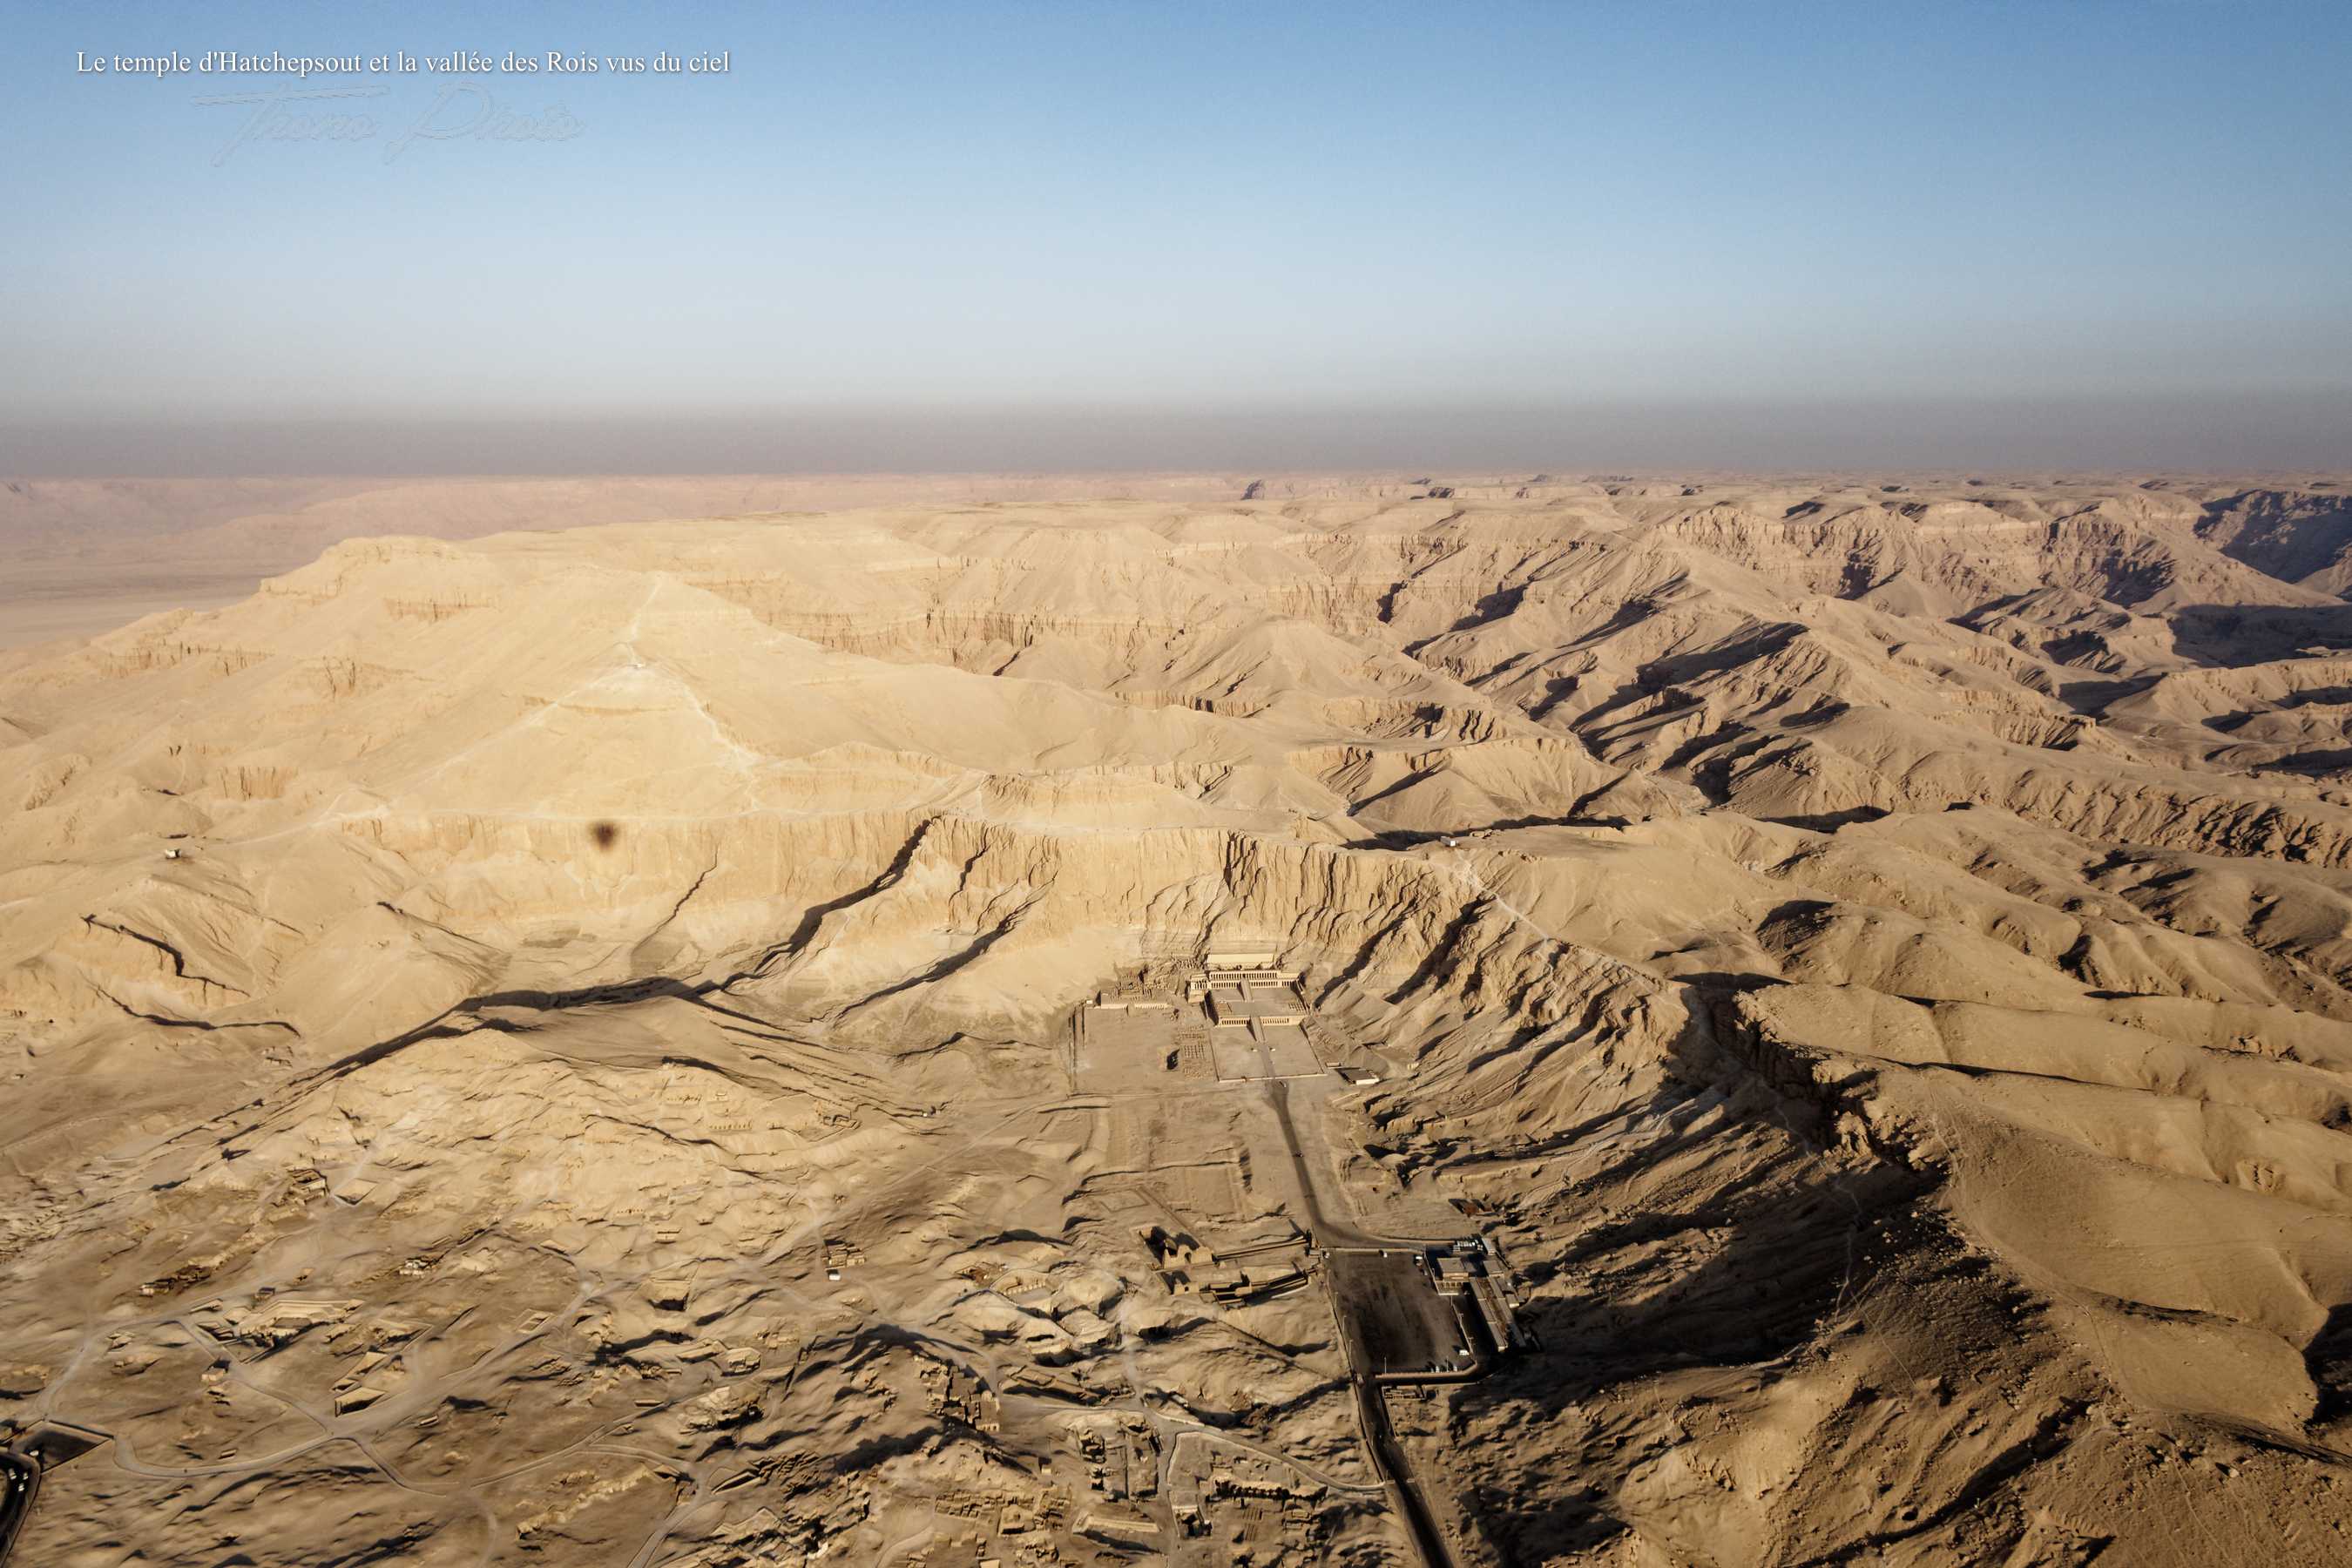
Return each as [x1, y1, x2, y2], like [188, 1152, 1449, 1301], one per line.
[3, 473, 2352, 1565]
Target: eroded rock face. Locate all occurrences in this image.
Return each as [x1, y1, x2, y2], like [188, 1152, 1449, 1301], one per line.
[3, 477, 2351, 1565]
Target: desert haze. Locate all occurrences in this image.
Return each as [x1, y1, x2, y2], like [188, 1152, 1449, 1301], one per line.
[4, 472, 2352, 1566]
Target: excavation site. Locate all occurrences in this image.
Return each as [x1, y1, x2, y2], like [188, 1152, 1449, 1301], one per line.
[3, 474, 2352, 1566]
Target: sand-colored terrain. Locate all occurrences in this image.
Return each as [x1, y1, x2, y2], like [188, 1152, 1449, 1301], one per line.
[4, 473, 2352, 1565]
[0, 475, 1290, 651]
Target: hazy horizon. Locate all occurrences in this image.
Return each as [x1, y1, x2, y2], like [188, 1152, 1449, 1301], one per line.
[9, 0, 2349, 475]
[7, 390, 2352, 478]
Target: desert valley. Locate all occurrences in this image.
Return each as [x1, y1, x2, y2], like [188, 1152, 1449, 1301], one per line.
[3, 472, 2351, 1566]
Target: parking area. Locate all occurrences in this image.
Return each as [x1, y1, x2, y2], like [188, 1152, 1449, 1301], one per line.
[1326, 1250, 1477, 1378]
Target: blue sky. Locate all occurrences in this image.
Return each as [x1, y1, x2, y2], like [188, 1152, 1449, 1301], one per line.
[5, 1, 2349, 468]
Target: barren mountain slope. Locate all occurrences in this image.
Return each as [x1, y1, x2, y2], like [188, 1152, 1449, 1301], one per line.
[0, 474, 1273, 651]
[3, 477, 2350, 1566]
[2195, 485, 2352, 600]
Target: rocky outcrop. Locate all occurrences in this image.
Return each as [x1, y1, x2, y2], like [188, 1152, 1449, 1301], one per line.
[7, 482, 2352, 1566]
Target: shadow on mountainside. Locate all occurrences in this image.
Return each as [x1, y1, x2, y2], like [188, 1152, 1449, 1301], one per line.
[1449, 1154, 1936, 1563]
[2169, 601, 2352, 666]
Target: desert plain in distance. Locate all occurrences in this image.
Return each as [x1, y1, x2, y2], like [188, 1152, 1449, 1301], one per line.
[3, 470, 2351, 1566]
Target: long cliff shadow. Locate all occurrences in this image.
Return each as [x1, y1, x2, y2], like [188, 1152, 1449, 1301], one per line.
[2247, 746, 2352, 777]
[175, 821, 960, 1165]
[2310, 1301, 2352, 1429]
[2200, 491, 2352, 586]
[1451, 1158, 1930, 1564]
[1515, 1159, 1927, 1395]
[1365, 811, 1635, 848]
[2169, 601, 2352, 666]
[1559, 621, 1806, 740]
[270, 826, 950, 1102]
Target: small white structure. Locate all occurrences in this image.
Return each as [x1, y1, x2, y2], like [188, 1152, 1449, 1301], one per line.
[1093, 990, 1174, 1012]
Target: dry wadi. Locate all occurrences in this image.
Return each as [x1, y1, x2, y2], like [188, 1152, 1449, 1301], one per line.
[3, 473, 2351, 1565]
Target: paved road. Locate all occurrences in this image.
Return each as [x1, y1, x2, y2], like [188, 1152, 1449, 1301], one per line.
[1348, 1377, 1459, 1568]
[1260, 1079, 1469, 1568]
[1266, 1079, 1382, 1247]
